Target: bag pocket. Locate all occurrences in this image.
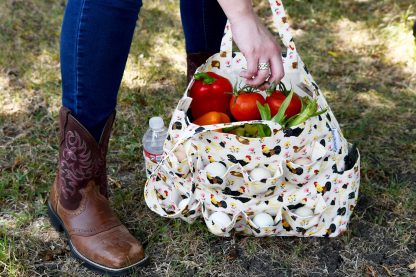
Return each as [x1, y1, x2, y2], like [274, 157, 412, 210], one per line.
[197, 163, 245, 191]
[284, 141, 327, 185]
[144, 169, 201, 223]
[162, 139, 202, 176]
[244, 162, 284, 196]
[163, 149, 190, 177]
[201, 203, 240, 237]
[332, 145, 360, 236]
[280, 193, 327, 236]
[237, 204, 284, 237]
[161, 141, 202, 194]
[304, 145, 360, 237]
[197, 159, 287, 203]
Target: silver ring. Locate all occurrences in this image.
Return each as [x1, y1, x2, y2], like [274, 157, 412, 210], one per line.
[257, 62, 270, 71]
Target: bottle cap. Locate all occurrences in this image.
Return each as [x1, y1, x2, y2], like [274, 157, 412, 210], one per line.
[149, 117, 164, 130]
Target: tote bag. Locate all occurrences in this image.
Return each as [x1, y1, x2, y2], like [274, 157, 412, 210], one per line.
[144, 0, 360, 237]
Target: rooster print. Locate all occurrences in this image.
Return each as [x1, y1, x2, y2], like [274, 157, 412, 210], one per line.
[236, 137, 250, 145]
[172, 121, 182, 130]
[207, 175, 223, 185]
[222, 186, 245, 197]
[227, 154, 251, 166]
[210, 194, 227, 208]
[286, 163, 303, 175]
[283, 127, 304, 137]
[261, 145, 281, 157]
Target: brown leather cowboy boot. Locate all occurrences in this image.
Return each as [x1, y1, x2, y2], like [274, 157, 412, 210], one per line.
[187, 52, 215, 83]
[48, 107, 147, 275]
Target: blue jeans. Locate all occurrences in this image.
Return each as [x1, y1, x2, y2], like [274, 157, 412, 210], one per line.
[61, 0, 226, 141]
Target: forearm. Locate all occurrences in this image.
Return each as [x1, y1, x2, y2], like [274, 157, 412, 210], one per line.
[217, 0, 284, 86]
[217, 0, 255, 23]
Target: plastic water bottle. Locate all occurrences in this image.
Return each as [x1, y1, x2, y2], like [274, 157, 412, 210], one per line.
[143, 117, 168, 177]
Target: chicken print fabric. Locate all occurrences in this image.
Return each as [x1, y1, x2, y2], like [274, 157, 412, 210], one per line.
[144, 0, 360, 237]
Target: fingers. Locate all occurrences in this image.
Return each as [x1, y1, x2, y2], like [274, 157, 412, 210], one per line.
[258, 80, 271, 91]
[240, 54, 258, 80]
[245, 59, 270, 87]
[239, 43, 284, 89]
[268, 54, 285, 84]
[245, 54, 285, 90]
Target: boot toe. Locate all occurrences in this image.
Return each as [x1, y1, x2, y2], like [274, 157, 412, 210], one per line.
[72, 225, 146, 270]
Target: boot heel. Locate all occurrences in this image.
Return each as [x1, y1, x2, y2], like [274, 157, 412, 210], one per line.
[47, 202, 64, 232]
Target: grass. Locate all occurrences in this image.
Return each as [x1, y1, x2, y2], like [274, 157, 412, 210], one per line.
[0, 0, 415, 276]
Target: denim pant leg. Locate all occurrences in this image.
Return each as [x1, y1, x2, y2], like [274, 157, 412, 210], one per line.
[61, 0, 142, 141]
[180, 0, 227, 53]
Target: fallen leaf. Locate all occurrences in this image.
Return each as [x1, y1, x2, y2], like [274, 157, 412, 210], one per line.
[109, 177, 122, 188]
[409, 260, 416, 271]
[12, 157, 22, 170]
[365, 265, 378, 277]
[382, 265, 393, 277]
[328, 51, 338, 58]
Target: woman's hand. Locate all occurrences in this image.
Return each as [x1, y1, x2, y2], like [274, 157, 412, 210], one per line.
[217, 0, 284, 88]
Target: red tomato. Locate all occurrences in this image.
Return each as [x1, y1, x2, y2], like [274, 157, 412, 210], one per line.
[190, 72, 233, 119]
[230, 93, 266, 121]
[266, 91, 302, 118]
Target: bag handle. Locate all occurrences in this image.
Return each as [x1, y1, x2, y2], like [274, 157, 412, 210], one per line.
[220, 0, 297, 65]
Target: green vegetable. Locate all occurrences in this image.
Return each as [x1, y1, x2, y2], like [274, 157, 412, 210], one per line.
[257, 91, 327, 130]
[235, 127, 246, 136]
[257, 100, 271, 121]
[222, 125, 260, 137]
[222, 126, 238, 133]
[244, 124, 258, 136]
[256, 124, 268, 137]
[285, 97, 327, 127]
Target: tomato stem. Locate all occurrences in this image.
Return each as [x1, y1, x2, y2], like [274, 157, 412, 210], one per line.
[231, 82, 262, 104]
[266, 82, 277, 95]
[193, 72, 216, 85]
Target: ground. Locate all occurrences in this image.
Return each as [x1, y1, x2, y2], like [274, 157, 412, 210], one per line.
[0, 0, 415, 276]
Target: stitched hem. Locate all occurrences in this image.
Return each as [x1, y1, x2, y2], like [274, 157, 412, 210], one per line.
[74, 0, 87, 115]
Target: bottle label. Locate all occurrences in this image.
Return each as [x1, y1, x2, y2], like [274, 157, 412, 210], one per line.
[143, 149, 162, 163]
[143, 150, 163, 178]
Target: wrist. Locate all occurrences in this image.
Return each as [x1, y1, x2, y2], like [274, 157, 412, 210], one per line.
[228, 9, 256, 25]
[219, 0, 255, 24]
